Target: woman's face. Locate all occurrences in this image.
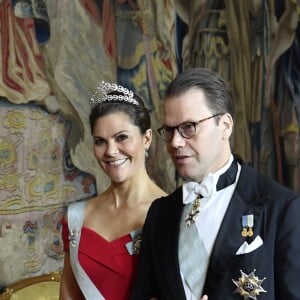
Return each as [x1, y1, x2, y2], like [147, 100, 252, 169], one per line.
[92, 111, 152, 183]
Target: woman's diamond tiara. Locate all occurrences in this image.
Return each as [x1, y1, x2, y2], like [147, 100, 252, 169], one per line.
[89, 81, 139, 106]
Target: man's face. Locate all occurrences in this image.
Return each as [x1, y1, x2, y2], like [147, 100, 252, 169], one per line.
[163, 88, 232, 182]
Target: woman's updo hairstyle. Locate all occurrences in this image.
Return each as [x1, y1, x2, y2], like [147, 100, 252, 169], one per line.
[89, 82, 151, 135]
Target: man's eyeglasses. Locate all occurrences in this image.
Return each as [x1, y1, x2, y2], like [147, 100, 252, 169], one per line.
[157, 113, 223, 142]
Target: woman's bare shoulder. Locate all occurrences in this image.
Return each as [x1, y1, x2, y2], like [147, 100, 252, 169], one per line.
[151, 184, 168, 200]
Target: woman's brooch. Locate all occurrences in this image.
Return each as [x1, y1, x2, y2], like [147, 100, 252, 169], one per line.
[125, 229, 142, 255]
[132, 233, 142, 255]
[69, 229, 79, 247]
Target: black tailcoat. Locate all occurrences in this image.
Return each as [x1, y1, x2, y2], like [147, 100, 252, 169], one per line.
[131, 164, 300, 300]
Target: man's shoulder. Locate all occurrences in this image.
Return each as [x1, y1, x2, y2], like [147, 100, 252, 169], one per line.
[239, 163, 299, 200]
[150, 187, 183, 210]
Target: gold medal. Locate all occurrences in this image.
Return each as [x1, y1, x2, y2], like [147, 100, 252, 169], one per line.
[241, 228, 248, 237]
[247, 227, 254, 237]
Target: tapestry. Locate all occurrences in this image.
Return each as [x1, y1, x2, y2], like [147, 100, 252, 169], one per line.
[0, 98, 96, 288]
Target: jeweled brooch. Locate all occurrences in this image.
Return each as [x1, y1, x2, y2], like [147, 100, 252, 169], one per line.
[132, 234, 142, 255]
[69, 229, 79, 248]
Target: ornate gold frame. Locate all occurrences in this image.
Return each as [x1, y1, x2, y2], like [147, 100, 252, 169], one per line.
[0, 272, 61, 300]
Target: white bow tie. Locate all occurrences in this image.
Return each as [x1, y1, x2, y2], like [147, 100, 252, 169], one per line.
[182, 175, 218, 204]
[182, 155, 237, 205]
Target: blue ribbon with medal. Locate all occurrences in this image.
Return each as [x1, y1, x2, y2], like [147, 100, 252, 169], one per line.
[241, 214, 254, 237]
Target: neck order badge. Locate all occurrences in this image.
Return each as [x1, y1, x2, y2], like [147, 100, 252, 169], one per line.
[185, 160, 238, 226]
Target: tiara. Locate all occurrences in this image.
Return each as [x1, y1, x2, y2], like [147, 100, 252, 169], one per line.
[89, 81, 139, 106]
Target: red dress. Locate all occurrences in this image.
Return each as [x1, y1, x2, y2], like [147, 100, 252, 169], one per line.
[62, 219, 139, 300]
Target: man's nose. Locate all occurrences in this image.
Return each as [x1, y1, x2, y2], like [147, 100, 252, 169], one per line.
[169, 128, 185, 147]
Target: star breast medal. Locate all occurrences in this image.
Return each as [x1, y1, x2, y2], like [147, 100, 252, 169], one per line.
[232, 269, 266, 300]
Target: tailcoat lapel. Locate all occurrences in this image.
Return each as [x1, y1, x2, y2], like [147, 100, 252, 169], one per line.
[203, 164, 269, 296]
[154, 187, 187, 298]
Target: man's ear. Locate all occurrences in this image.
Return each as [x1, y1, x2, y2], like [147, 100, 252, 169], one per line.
[220, 113, 233, 139]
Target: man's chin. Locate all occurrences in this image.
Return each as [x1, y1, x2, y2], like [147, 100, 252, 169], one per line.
[178, 172, 197, 182]
[182, 177, 196, 182]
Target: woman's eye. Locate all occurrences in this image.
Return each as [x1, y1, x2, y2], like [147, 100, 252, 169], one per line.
[94, 138, 105, 145]
[116, 134, 128, 142]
